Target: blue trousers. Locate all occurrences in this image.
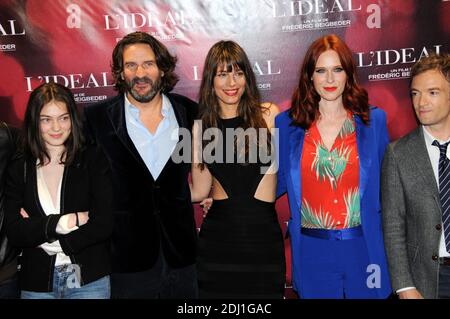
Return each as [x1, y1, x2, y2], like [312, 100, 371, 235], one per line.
[21, 265, 110, 299]
[298, 234, 380, 299]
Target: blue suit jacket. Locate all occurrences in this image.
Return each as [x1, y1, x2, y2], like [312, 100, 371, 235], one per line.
[275, 107, 392, 298]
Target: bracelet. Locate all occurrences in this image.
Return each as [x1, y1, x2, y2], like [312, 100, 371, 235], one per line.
[75, 212, 79, 227]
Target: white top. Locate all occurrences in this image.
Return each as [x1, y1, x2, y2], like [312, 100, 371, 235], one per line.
[124, 93, 179, 180]
[36, 164, 78, 266]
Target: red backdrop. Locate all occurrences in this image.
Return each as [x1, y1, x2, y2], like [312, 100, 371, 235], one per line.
[0, 0, 449, 298]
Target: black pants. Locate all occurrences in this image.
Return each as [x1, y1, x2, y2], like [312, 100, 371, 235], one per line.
[439, 264, 450, 299]
[0, 274, 19, 299]
[110, 251, 198, 299]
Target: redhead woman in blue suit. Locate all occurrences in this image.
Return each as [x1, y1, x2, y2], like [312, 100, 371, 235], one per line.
[276, 34, 392, 298]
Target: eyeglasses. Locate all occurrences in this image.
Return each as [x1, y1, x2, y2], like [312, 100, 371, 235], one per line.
[124, 61, 155, 72]
[215, 70, 245, 82]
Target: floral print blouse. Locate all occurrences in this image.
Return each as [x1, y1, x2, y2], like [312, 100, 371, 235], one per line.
[300, 112, 361, 230]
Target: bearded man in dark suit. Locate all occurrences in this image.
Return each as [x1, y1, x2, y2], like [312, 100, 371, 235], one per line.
[83, 32, 198, 299]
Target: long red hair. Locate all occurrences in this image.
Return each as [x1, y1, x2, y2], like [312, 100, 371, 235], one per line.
[290, 34, 369, 129]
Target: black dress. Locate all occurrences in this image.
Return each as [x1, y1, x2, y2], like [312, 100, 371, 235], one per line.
[197, 117, 286, 298]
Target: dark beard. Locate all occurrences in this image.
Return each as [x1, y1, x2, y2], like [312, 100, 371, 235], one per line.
[126, 76, 162, 103]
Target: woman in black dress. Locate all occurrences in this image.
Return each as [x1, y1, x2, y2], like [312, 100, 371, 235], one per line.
[190, 40, 285, 298]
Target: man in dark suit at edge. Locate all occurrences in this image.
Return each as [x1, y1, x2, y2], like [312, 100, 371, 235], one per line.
[382, 53, 450, 299]
[0, 122, 20, 298]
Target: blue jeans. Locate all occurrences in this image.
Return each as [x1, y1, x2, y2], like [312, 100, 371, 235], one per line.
[21, 265, 110, 299]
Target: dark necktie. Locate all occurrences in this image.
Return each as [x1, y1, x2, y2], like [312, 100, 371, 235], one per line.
[433, 140, 450, 253]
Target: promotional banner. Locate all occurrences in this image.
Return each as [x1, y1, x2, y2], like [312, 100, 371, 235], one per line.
[0, 0, 449, 298]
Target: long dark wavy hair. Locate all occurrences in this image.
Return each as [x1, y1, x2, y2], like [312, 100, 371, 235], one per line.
[198, 41, 271, 168]
[290, 34, 369, 129]
[111, 31, 178, 94]
[22, 82, 84, 166]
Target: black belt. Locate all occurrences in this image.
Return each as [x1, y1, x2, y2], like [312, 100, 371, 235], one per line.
[439, 257, 450, 266]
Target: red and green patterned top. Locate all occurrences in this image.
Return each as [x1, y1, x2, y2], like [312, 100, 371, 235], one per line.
[300, 111, 361, 230]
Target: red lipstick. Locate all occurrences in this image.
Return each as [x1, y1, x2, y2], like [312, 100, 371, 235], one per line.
[324, 87, 337, 92]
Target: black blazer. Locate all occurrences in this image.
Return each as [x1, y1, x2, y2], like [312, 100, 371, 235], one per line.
[83, 93, 198, 272]
[5, 145, 113, 292]
[0, 122, 20, 283]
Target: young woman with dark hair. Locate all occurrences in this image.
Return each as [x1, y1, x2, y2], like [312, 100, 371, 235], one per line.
[5, 82, 113, 299]
[190, 40, 285, 299]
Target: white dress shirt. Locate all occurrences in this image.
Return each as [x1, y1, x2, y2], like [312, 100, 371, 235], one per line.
[124, 94, 179, 180]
